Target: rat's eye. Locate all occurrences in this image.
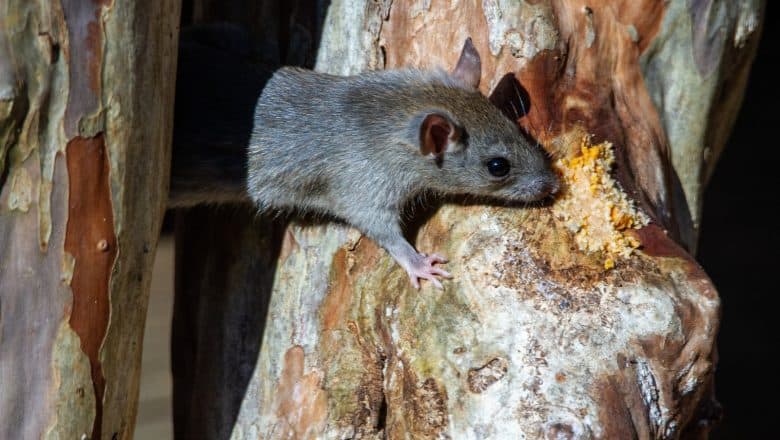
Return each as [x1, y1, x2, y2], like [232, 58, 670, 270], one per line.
[486, 157, 510, 177]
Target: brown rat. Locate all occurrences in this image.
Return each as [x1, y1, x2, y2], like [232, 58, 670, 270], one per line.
[171, 32, 558, 288]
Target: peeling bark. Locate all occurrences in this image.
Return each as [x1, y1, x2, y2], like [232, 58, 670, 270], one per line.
[0, 1, 180, 438]
[171, 0, 762, 439]
[64, 135, 116, 436]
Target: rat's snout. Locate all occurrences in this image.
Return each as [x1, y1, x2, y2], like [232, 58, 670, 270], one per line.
[528, 172, 560, 201]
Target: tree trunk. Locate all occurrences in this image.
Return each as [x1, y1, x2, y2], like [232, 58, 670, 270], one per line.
[173, 1, 762, 439]
[0, 1, 179, 438]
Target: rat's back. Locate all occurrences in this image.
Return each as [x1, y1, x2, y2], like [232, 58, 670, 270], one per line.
[246, 65, 499, 204]
[247, 68, 362, 214]
[247, 67, 441, 215]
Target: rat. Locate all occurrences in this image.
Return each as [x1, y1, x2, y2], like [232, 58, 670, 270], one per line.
[171, 28, 559, 289]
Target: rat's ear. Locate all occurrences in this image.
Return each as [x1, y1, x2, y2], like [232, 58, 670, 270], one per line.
[488, 73, 531, 122]
[419, 113, 462, 156]
[451, 38, 481, 89]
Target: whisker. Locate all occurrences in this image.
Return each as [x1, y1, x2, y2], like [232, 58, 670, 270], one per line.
[509, 101, 520, 119]
[515, 83, 527, 117]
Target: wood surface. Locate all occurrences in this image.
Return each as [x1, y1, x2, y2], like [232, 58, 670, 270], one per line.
[0, 1, 180, 438]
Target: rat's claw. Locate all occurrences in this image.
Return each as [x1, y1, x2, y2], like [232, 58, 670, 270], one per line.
[406, 252, 450, 289]
[421, 264, 451, 279]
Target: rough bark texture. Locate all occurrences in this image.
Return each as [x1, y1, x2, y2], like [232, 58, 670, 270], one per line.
[172, 0, 762, 439]
[0, 1, 179, 438]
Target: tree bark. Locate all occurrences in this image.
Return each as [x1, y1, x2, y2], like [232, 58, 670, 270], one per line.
[0, 1, 179, 438]
[173, 1, 762, 439]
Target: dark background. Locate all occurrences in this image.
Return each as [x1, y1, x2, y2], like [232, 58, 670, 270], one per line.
[701, 3, 778, 438]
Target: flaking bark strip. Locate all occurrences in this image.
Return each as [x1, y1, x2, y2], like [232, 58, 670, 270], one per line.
[64, 134, 116, 439]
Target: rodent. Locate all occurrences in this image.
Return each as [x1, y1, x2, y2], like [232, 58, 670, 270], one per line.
[171, 26, 559, 288]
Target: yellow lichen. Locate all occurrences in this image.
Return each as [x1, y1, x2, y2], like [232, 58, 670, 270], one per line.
[553, 136, 649, 269]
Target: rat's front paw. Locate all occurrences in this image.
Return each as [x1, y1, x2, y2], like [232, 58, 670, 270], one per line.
[405, 253, 451, 289]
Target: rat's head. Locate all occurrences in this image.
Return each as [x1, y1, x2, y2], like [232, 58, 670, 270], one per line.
[415, 106, 559, 202]
[410, 39, 559, 203]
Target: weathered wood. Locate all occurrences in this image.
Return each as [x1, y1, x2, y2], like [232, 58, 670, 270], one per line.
[0, 1, 180, 438]
[172, 0, 762, 438]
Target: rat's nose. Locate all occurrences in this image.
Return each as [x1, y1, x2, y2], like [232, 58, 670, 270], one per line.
[533, 174, 560, 199]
